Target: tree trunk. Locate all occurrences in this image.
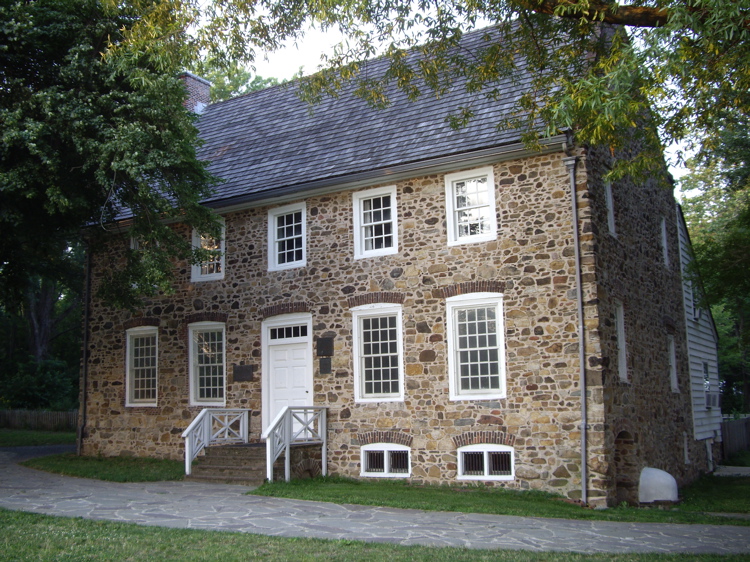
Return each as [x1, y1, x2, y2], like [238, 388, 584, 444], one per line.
[25, 278, 59, 362]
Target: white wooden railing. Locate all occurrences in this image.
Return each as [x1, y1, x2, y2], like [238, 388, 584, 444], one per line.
[261, 406, 328, 482]
[181, 409, 250, 475]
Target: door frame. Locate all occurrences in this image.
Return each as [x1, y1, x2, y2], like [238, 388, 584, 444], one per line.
[261, 312, 313, 432]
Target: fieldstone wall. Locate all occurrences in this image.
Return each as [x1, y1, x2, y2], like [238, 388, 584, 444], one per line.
[583, 144, 710, 505]
[81, 146, 702, 505]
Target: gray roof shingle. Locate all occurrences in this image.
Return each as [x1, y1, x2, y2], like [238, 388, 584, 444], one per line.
[197, 26, 538, 207]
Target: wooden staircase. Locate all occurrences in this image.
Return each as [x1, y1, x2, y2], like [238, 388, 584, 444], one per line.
[185, 443, 272, 486]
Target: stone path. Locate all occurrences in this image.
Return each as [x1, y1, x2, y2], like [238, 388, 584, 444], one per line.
[2, 446, 750, 554]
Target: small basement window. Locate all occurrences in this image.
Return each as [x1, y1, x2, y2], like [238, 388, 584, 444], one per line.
[457, 444, 514, 481]
[361, 443, 410, 478]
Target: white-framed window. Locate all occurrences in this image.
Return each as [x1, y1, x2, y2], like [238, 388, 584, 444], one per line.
[353, 185, 398, 259]
[703, 361, 710, 392]
[457, 444, 514, 481]
[445, 167, 497, 245]
[604, 180, 616, 236]
[447, 293, 506, 401]
[191, 220, 225, 282]
[268, 202, 306, 271]
[668, 335, 678, 392]
[360, 443, 410, 477]
[691, 282, 703, 320]
[189, 322, 226, 406]
[615, 300, 628, 382]
[130, 236, 159, 251]
[352, 303, 404, 403]
[125, 326, 158, 407]
[660, 217, 670, 267]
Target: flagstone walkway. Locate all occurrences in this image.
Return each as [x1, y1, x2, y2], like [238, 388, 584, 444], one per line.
[1, 445, 749, 554]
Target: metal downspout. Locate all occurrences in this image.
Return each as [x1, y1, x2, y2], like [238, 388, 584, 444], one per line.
[563, 155, 588, 506]
[77, 241, 92, 456]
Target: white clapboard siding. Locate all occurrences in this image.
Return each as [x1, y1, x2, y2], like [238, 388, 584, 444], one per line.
[676, 205, 723, 441]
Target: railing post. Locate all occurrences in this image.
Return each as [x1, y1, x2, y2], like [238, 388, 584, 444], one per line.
[321, 408, 327, 477]
[242, 410, 249, 443]
[185, 435, 193, 475]
[266, 435, 274, 482]
[284, 409, 291, 482]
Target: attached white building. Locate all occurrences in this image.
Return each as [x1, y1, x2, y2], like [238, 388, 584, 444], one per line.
[676, 205, 723, 466]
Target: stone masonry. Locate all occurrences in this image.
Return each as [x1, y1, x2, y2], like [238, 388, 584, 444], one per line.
[81, 146, 707, 506]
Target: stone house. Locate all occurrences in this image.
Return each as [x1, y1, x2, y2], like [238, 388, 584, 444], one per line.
[78, 27, 721, 507]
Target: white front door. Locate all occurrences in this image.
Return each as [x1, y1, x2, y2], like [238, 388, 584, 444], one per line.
[269, 342, 310, 419]
[262, 313, 313, 431]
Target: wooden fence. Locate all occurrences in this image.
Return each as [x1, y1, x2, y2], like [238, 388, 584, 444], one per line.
[0, 409, 78, 431]
[721, 417, 750, 459]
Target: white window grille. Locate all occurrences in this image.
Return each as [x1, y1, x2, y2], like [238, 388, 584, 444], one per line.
[353, 186, 398, 258]
[604, 180, 616, 236]
[361, 443, 410, 477]
[457, 444, 514, 480]
[268, 203, 306, 270]
[668, 335, 678, 392]
[126, 327, 158, 406]
[447, 293, 506, 401]
[189, 322, 226, 406]
[615, 300, 628, 382]
[445, 167, 497, 245]
[352, 304, 404, 402]
[191, 220, 225, 281]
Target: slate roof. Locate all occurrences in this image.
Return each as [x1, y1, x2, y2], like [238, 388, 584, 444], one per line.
[197, 26, 541, 208]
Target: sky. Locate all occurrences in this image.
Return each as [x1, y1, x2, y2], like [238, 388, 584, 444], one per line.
[252, 26, 346, 81]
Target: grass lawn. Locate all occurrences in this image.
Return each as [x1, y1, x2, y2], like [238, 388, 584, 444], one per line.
[0, 508, 746, 562]
[0, 428, 76, 447]
[21, 453, 184, 482]
[251, 475, 750, 526]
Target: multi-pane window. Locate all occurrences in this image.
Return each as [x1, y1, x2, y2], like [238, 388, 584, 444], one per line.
[447, 293, 505, 400]
[615, 301, 628, 382]
[353, 186, 398, 258]
[457, 444, 514, 480]
[661, 217, 670, 267]
[270, 325, 308, 340]
[189, 322, 225, 405]
[445, 167, 497, 245]
[268, 203, 306, 270]
[352, 304, 404, 402]
[604, 180, 616, 236]
[668, 335, 678, 392]
[126, 327, 158, 406]
[191, 221, 225, 281]
[360, 443, 410, 477]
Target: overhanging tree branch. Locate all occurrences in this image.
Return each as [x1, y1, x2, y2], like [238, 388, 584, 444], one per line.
[517, 0, 669, 28]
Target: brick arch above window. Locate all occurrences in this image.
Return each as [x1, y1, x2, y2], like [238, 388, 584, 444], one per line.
[453, 431, 515, 449]
[357, 430, 413, 447]
[434, 281, 505, 300]
[186, 312, 228, 325]
[261, 302, 311, 319]
[347, 292, 405, 309]
[123, 317, 160, 330]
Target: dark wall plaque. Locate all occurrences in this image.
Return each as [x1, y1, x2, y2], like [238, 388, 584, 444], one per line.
[319, 357, 332, 375]
[233, 364, 254, 382]
[316, 337, 334, 357]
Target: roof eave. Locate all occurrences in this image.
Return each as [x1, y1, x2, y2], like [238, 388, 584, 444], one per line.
[204, 135, 568, 214]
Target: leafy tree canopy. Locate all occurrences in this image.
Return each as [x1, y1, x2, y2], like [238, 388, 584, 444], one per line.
[115, 0, 750, 180]
[680, 109, 750, 412]
[0, 0, 220, 309]
[190, 58, 283, 102]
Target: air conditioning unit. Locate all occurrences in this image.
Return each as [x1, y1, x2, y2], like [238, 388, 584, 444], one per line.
[705, 392, 721, 410]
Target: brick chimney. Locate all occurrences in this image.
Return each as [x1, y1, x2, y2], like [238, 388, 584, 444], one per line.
[179, 72, 212, 114]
